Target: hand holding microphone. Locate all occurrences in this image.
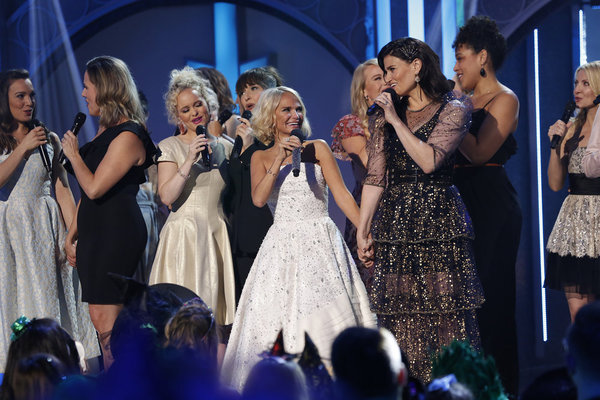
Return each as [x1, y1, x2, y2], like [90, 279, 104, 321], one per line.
[367, 87, 398, 116]
[60, 112, 87, 165]
[195, 125, 211, 169]
[23, 121, 50, 172]
[549, 101, 576, 149]
[233, 110, 253, 158]
[290, 129, 305, 177]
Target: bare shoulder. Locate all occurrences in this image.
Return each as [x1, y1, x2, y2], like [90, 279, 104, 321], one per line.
[306, 139, 329, 152]
[250, 148, 267, 165]
[113, 130, 143, 146]
[491, 88, 519, 108]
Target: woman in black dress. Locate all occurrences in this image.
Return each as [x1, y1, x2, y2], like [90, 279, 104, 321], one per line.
[357, 38, 482, 383]
[227, 67, 282, 302]
[62, 56, 155, 369]
[452, 16, 522, 395]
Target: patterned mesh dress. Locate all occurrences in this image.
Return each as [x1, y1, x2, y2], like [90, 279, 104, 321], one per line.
[365, 93, 484, 382]
[546, 146, 600, 295]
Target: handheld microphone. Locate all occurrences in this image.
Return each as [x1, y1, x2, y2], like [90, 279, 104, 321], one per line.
[196, 125, 211, 169]
[366, 88, 397, 116]
[550, 101, 576, 149]
[29, 120, 51, 173]
[232, 110, 252, 159]
[59, 112, 87, 164]
[290, 129, 305, 177]
[241, 110, 252, 121]
[218, 109, 233, 125]
[595, 94, 600, 106]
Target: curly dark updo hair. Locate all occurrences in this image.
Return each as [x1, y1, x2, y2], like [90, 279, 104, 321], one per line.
[377, 37, 451, 105]
[452, 15, 507, 71]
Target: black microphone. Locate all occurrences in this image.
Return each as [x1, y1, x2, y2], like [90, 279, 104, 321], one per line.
[218, 109, 233, 125]
[196, 125, 211, 169]
[595, 94, 600, 106]
[241, 110, 252, 121]
[366, 88, 397, 116]
[59, 112, 87, 165]
[290, 129, 305, 177]
[550, 101, 576, 149]
[29, 120, 51, 173]
[232, 110, 252, 159]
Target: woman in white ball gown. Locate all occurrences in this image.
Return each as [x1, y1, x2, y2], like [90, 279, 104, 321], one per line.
[222, 86, 376, 390]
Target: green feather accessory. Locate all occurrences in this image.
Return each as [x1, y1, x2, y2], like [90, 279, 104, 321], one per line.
[431, 340, 508, 400]
[10, 316, 31, 342]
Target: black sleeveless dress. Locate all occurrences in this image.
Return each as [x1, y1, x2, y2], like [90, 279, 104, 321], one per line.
[76, 121, 156, 304]
[226, 137, 273, 303]
[453, 107, 522, 395]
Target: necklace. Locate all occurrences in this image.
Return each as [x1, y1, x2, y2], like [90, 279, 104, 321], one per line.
[407, 101, 433, 112]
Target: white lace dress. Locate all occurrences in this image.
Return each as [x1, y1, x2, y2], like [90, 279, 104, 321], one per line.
[0, 134, 99, 371]
[222, 162, 376, 391]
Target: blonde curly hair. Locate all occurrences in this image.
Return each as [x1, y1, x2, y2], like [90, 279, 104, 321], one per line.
[251, 86, 312, 145]
[164, 66, 219, 126]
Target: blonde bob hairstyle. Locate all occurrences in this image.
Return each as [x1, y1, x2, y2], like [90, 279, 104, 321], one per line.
[164, 66, 219, 126]
[85, 56, 146, 128]
[561, 60, 600, 158]
[350, 58, 379, 135]
[250, 86, 312, 145]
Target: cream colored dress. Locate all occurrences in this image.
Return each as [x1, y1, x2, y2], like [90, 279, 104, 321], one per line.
[149, 136, 235, 325]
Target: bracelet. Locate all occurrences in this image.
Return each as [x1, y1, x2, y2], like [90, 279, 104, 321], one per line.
[266, 168, 277, 176]
[176, 169, 189, 179]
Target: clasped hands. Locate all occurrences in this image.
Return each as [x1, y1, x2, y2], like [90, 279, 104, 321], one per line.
[357, 233, 375, 268]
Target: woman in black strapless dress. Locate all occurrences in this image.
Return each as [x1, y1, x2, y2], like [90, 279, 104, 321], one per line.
[62, 56, 155, 369]
[452, 16, 522, 395]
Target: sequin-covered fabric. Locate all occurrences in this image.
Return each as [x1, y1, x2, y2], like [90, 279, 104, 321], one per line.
[0, 132, 99, 371]
[330, 114, 373, 290]
[546, 147, 600, 295]
[222, 163, 377, 391]
[365, 93, 483, 383]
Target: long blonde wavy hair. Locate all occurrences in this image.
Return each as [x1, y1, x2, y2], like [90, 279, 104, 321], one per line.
[85, 56, 146, 128]
[251, 86, 312, 145]
[561, 60, 600, 158]
[350, 58, 379, 136]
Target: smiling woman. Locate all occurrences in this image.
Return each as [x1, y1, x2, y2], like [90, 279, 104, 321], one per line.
[356, 37, 483, 383]
[149, 67, 235, 351]
[0, 69, 99, 371]
[222, 86, 376, 391]
[451, 16, 522, 395]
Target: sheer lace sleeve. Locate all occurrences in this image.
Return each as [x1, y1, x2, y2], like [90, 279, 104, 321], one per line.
[330, 114, 366, 161]
[428, 95, 472, 170]
[364, 114, 387, 187]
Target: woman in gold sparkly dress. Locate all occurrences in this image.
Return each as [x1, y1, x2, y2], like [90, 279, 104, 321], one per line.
[357, 38, 484, 383]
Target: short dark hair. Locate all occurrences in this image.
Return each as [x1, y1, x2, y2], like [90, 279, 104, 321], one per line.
[332, 327, 401, 399]
[566, 301, 600, 377]
[378, 37, 451, 104]
[244, 357, 309, 400]
[235, 66, 284, 97]
[452, 16, 507, 71]
[10, 353, 69, 400]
